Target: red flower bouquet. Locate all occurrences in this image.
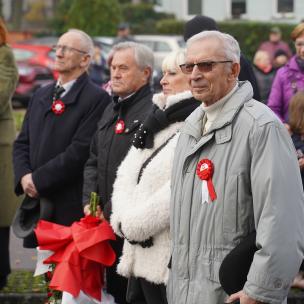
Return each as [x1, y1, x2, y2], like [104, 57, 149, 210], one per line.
[34, 193, 116, 303]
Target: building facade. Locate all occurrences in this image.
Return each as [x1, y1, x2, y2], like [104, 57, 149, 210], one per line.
[156, 0, 304, 23]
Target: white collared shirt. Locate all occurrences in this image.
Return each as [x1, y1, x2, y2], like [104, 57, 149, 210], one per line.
[201, 82, 238, 134]
[56, 79, 76, 98]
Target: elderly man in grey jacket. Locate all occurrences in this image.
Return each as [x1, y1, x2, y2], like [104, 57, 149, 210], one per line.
[167, 30, 304, 304]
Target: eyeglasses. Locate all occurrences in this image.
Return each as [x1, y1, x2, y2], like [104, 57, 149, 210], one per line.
[295, 41, 304, 48]
[179, 60, 233, 74]
[52, 44, 88, 55]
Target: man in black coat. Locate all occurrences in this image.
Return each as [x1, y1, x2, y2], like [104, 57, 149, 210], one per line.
[183, 15, 261, 101]
[82, 42, 154, 304]
[13, 29, 111, 248]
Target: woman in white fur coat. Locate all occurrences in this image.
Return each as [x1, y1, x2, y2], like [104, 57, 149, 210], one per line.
[110, 50, 200, 304]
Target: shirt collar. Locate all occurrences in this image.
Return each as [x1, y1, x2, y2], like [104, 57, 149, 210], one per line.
[57, 79, 76, 97]
[118, 92, 136, 103]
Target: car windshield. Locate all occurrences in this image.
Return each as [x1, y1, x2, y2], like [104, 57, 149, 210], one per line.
[48, 50, 56, 61]
[13, 49, 34, 61]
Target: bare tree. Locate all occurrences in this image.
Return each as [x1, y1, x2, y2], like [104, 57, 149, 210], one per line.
[11, 0, 23, 30]
[0, 0, 3, 18]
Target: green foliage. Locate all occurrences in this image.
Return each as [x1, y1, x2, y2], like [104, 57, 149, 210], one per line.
[51, 0, 122, 36]
[50, 0, 75, 35]
[218, 21, 295, 60]
[0, 0, 3, 19]
[155, 19, 296, 60]
[51, 1, 175, 36]
[13, 109, 25, 133]
[1, 270, 46, 293]
[156, 18, 185, 34]
[121, 3, 175, 34]
[24, 0, 46, 23]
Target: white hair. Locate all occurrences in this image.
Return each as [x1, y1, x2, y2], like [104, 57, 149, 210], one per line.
[187, 30, 240, 63]
[112, 41, 154, 71]
[67, 28, 94, 59]
[162, 50, 186, 72]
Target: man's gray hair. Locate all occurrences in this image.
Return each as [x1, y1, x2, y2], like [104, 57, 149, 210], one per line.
[67, 28, 94, 59]
[187, 30, 240, 63]
[112, 41, 154, 71]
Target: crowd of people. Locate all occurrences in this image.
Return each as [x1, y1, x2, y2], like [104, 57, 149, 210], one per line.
[1, 14, 304, 304]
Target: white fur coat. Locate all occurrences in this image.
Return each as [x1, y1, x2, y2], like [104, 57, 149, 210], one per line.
[111, 91, 192, 285]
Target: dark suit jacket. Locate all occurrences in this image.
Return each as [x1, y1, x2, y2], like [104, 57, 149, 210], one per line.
[82, 84, 153, 218]
[13, 73, 111, 226]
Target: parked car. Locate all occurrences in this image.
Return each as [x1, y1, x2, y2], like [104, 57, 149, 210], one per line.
[11, 43, 57, 78]
[133, 35, 186, 92]
[93, 36, 115, 60]
[11, 43, 55, 107]
[12, 61, 54, 107]
[134, 35, 185, 70]
[93, 35, 186, 93]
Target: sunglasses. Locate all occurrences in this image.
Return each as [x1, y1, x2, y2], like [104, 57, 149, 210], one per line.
[179, 60, 233, 74]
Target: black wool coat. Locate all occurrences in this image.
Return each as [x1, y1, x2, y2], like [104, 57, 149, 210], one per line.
[82, 83, 152, 304]
[239, 54, 261, 101]
[13, 73, 111, 226]
[82, 84, 153, 218]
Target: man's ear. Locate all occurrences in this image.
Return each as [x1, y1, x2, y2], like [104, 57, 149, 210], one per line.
[80, 54, 91, 68]
[228, 62, 240, 81]
[142, 66, 152, 82]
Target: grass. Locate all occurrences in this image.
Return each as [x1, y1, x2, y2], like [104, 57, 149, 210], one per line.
[1, 270, 46, 294]
[13, 109, 26, 133]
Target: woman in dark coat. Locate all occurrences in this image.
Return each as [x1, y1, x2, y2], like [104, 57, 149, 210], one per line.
[252, 50, 276, 104]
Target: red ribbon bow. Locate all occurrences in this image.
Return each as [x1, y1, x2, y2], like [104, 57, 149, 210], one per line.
[52, 100, 65, 115]
[35, 217, 116, 301]
[196, 158, 217, 201]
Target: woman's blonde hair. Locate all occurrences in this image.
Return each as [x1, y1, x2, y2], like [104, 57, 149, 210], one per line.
[289, 91, 304, 134]
[291, 23, 304, 41]
[162, 50, 186, 72]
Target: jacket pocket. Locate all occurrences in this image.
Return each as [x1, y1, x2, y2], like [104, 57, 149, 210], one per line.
[223, 174, 238, 233]
[223, 173, 253, 242]
[192, 252, 222, 284]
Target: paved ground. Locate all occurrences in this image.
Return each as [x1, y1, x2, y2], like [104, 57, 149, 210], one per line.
[9, 229, 36, 271]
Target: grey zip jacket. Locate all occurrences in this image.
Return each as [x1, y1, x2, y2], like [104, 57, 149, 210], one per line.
[167, 81, 304, 304]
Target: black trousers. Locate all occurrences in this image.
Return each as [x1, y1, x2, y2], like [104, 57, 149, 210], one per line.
[126, 277, 168, 304]
[0, 227, 11, 288]
[106, 236, 128, 304]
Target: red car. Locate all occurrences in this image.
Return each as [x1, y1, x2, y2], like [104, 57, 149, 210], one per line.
[13, 62, 54, 107]
[12, 43, 58, 79]
[11, 44, 56, 107]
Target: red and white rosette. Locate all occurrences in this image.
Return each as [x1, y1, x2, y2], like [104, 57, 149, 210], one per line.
[196, 158, 217, 203]
[52, 100, 65, 115]
[115, 119, 125, 134]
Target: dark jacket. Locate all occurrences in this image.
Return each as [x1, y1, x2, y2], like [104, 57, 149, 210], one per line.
[252, 65, 276, 104]
[291, 133, 304, 189]
[13, 73, 111, 226]
[239, 54, 261, 101]
[82, 84, 153, 217]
